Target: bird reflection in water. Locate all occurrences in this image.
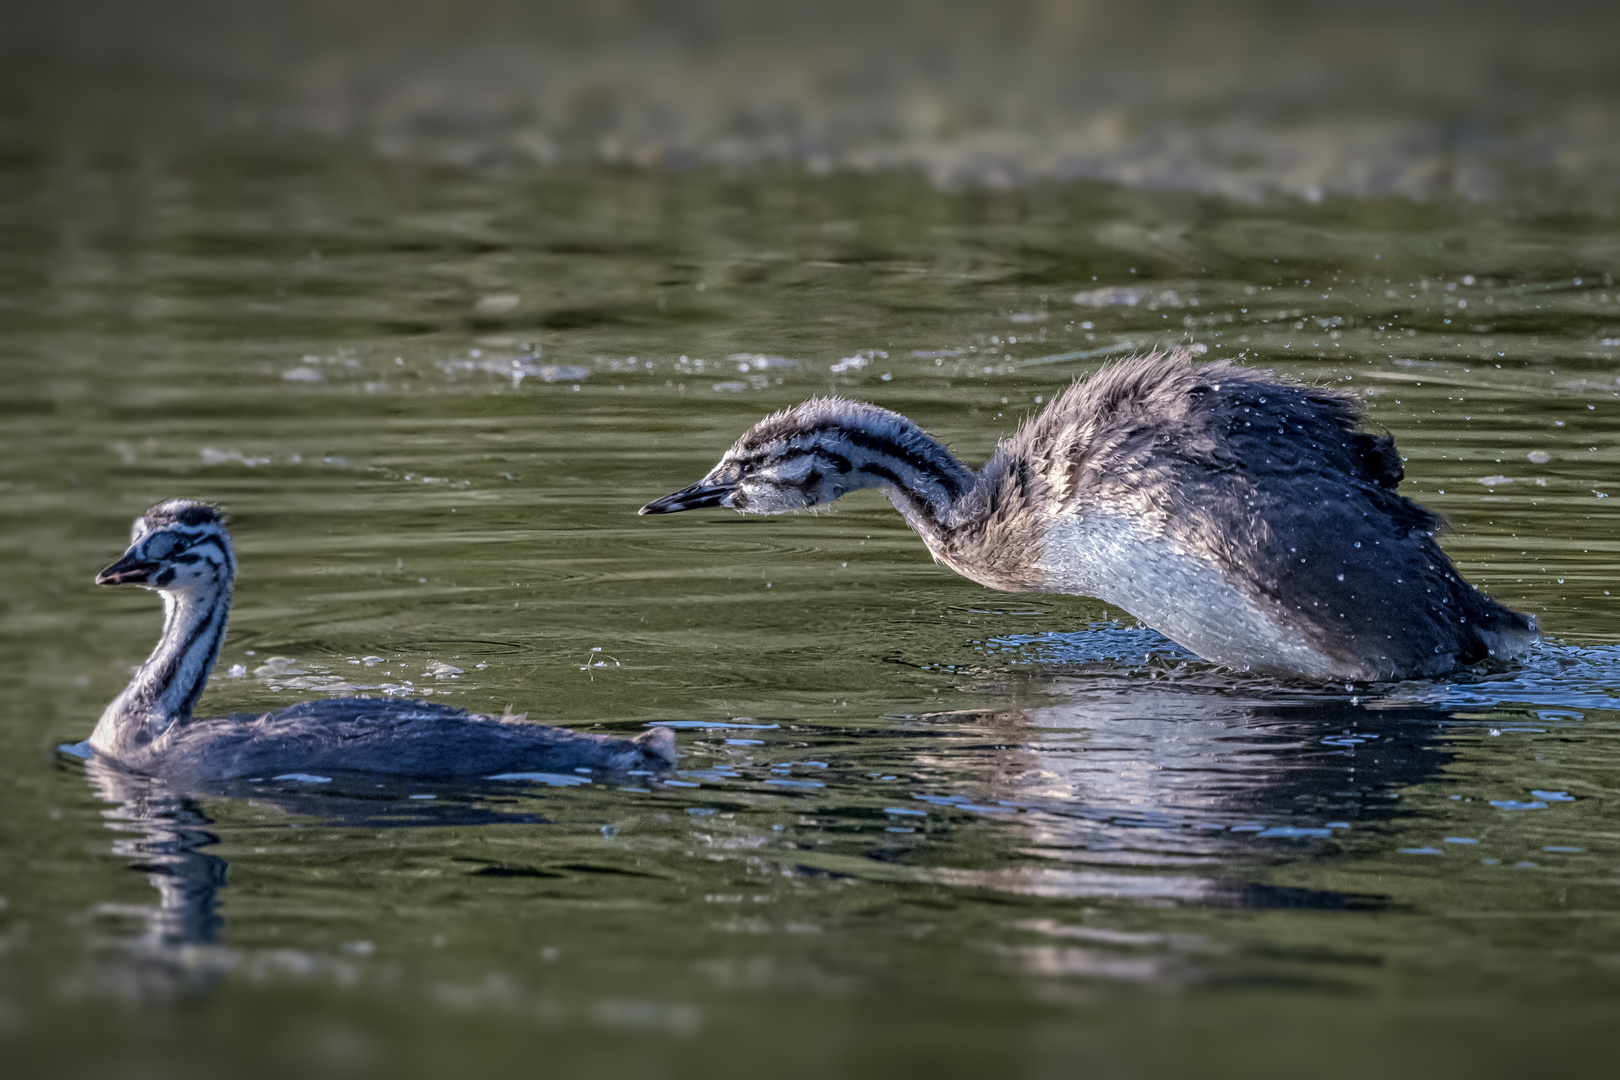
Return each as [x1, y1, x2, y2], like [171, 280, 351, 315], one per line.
[86, 759, 228, 956]
[893, 669, 1463, 910]
[73, 666, 1482, 990]
[75, 760, 545, 995]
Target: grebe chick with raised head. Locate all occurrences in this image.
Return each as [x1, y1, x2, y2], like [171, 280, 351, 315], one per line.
[83, 500, 674, 784]
[641, 350, 1534, 682]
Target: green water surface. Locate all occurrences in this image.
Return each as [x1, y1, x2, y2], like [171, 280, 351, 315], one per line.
[2, 132, 1619, 1077]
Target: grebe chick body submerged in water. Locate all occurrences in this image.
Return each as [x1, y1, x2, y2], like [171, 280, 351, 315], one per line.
[642, 351, 1534, 682]
[85, 500, 674, 783]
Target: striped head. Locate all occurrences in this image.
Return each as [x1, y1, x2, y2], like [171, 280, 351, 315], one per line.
[96, 499, 236, 593]
[639, 397, 973, 517]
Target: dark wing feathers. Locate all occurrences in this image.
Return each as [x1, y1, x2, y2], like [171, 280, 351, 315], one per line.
[1016, 352, 1530, 678]
[161, 698, 665, 781]
[1350, 428, 1405, 490]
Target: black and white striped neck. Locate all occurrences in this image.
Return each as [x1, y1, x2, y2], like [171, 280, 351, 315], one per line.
[641, 395, 1058, 588]
[90, 565, 233, 758]
[784, 417, 975, 532]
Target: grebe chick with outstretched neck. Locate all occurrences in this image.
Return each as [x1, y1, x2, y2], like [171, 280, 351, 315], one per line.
[642, 350, 1535, 682]
[82, 500, 674, 784]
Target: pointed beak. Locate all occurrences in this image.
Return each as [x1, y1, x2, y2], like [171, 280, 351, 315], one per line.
[96, 552, 159, 586]
[639, 482, 734, 515]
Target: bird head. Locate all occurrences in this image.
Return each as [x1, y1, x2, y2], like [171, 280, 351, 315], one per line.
[638, 400, 875, 516]
[97, 500, 235, 592]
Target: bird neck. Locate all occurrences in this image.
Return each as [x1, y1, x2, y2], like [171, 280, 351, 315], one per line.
[804, 419, 980, 545]
[90, 580, 232, 757]
[814, 418, 1055, 593]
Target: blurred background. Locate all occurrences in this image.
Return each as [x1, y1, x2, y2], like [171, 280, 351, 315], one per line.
[7, 0, 1620, 201]
[4, 4, 1620, 1078]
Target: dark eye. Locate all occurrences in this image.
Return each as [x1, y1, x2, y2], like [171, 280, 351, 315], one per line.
[740, 462, 757, 476]
[146, 533, 181, 559]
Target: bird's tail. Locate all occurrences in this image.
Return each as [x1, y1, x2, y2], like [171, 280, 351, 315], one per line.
[632, 725, 678, 767]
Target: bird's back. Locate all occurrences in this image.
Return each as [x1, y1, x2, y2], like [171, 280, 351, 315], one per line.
[138, 697, 672, 783]
[975, 352, 1534, 680]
